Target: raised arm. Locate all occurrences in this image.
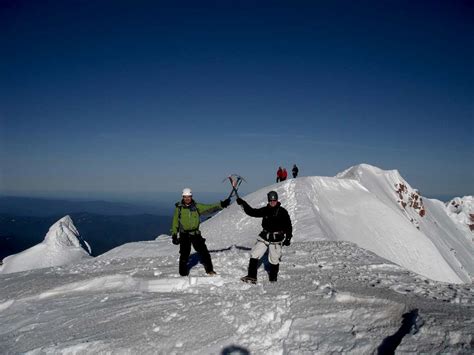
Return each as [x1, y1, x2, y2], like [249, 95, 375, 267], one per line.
[237, 198, 267, 218]
[196, 202, 222, 216]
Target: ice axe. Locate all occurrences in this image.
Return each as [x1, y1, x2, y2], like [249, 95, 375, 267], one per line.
[223, 174, 246, 200]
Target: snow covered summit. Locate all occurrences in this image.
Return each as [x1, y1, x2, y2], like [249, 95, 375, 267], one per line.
[202, 164, 473, 284]
[0, 215, 92, 274]
[337, 163, 426, 226]
[336, 164, 473, 282]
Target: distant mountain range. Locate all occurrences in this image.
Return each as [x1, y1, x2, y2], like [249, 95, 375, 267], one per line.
[0, 196, 168, 216]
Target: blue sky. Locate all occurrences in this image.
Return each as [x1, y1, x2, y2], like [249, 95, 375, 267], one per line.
[1, 0, 473, 203]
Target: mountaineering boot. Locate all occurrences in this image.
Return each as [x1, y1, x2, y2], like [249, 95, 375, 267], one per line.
[241, 258, 258, 283]
[203, 261, 215, 275]
[247, 258, 259, 279]
[240, 276, 257, 284]
[269, 263, 279, 282]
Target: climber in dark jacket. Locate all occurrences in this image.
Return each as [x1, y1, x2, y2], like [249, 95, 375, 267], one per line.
[237, 190, 293, 283]
[292, 164, 299, 178]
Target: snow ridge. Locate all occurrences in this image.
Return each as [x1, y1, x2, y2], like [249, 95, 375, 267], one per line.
[335, 164, 473, 282]
[204, 168, 471, 283]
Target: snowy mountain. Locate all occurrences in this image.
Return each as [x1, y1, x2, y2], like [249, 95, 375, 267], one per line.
[0, 165, 472, 353]
[0, 215, 91, 274]
[336, 164, 473, 283]
[204, 164, 472, 284]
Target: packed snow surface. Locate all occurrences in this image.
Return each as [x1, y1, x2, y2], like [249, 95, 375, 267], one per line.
[0, 164, 472, 353]
[0, 238, 472, 354]
[0, 216, 91, 275]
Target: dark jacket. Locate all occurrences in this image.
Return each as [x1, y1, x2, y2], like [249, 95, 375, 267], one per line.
[292, 165, 299, 177]
[239, 199, 293, 241]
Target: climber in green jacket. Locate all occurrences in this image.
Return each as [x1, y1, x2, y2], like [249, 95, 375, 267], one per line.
[171, 187, 231, 276]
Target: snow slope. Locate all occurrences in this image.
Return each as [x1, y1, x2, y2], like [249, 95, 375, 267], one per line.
[0, 216, 91, 274]
[204, 167, 471, 283]
[336, 164, 473, 282]
[0, 237, 472, 354]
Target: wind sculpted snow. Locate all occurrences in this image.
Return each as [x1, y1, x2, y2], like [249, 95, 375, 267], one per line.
[0, 216, 91, 275]
[0, 237, 472, 353]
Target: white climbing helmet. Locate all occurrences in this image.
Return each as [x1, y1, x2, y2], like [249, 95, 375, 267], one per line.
[182, 188, 193, 197]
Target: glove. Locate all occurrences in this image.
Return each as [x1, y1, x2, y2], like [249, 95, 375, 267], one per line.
[283, 235, 292, 246]
[236, 197, 244, 205]
[220, 198, 231, 208]
[172, 234, 180, 245]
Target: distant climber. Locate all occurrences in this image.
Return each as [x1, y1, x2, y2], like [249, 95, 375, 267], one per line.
[292, 164, 299, 178]
[237, 191, 293, 283]
[277, 167, 288, 182]
[170, 188, 231, 276]
[276, 167, 283, 183]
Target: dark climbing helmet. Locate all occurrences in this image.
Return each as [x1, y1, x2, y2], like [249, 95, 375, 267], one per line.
[267, 191, 278, 202]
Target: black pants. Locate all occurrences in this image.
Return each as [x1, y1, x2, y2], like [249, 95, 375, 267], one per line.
[179, 232, 213, 276]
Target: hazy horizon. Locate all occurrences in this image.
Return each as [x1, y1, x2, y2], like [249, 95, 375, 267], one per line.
[0, 183, 467, 214]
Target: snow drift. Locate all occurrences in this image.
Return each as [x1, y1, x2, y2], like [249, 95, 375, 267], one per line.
[0, 215, 91, 274]
[203, 164, 473, 283]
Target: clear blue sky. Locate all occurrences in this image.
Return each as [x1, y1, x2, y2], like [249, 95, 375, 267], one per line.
[1, 0, 473, 203]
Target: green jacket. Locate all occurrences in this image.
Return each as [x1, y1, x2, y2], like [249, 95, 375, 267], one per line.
[171, 200, 223, 234]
